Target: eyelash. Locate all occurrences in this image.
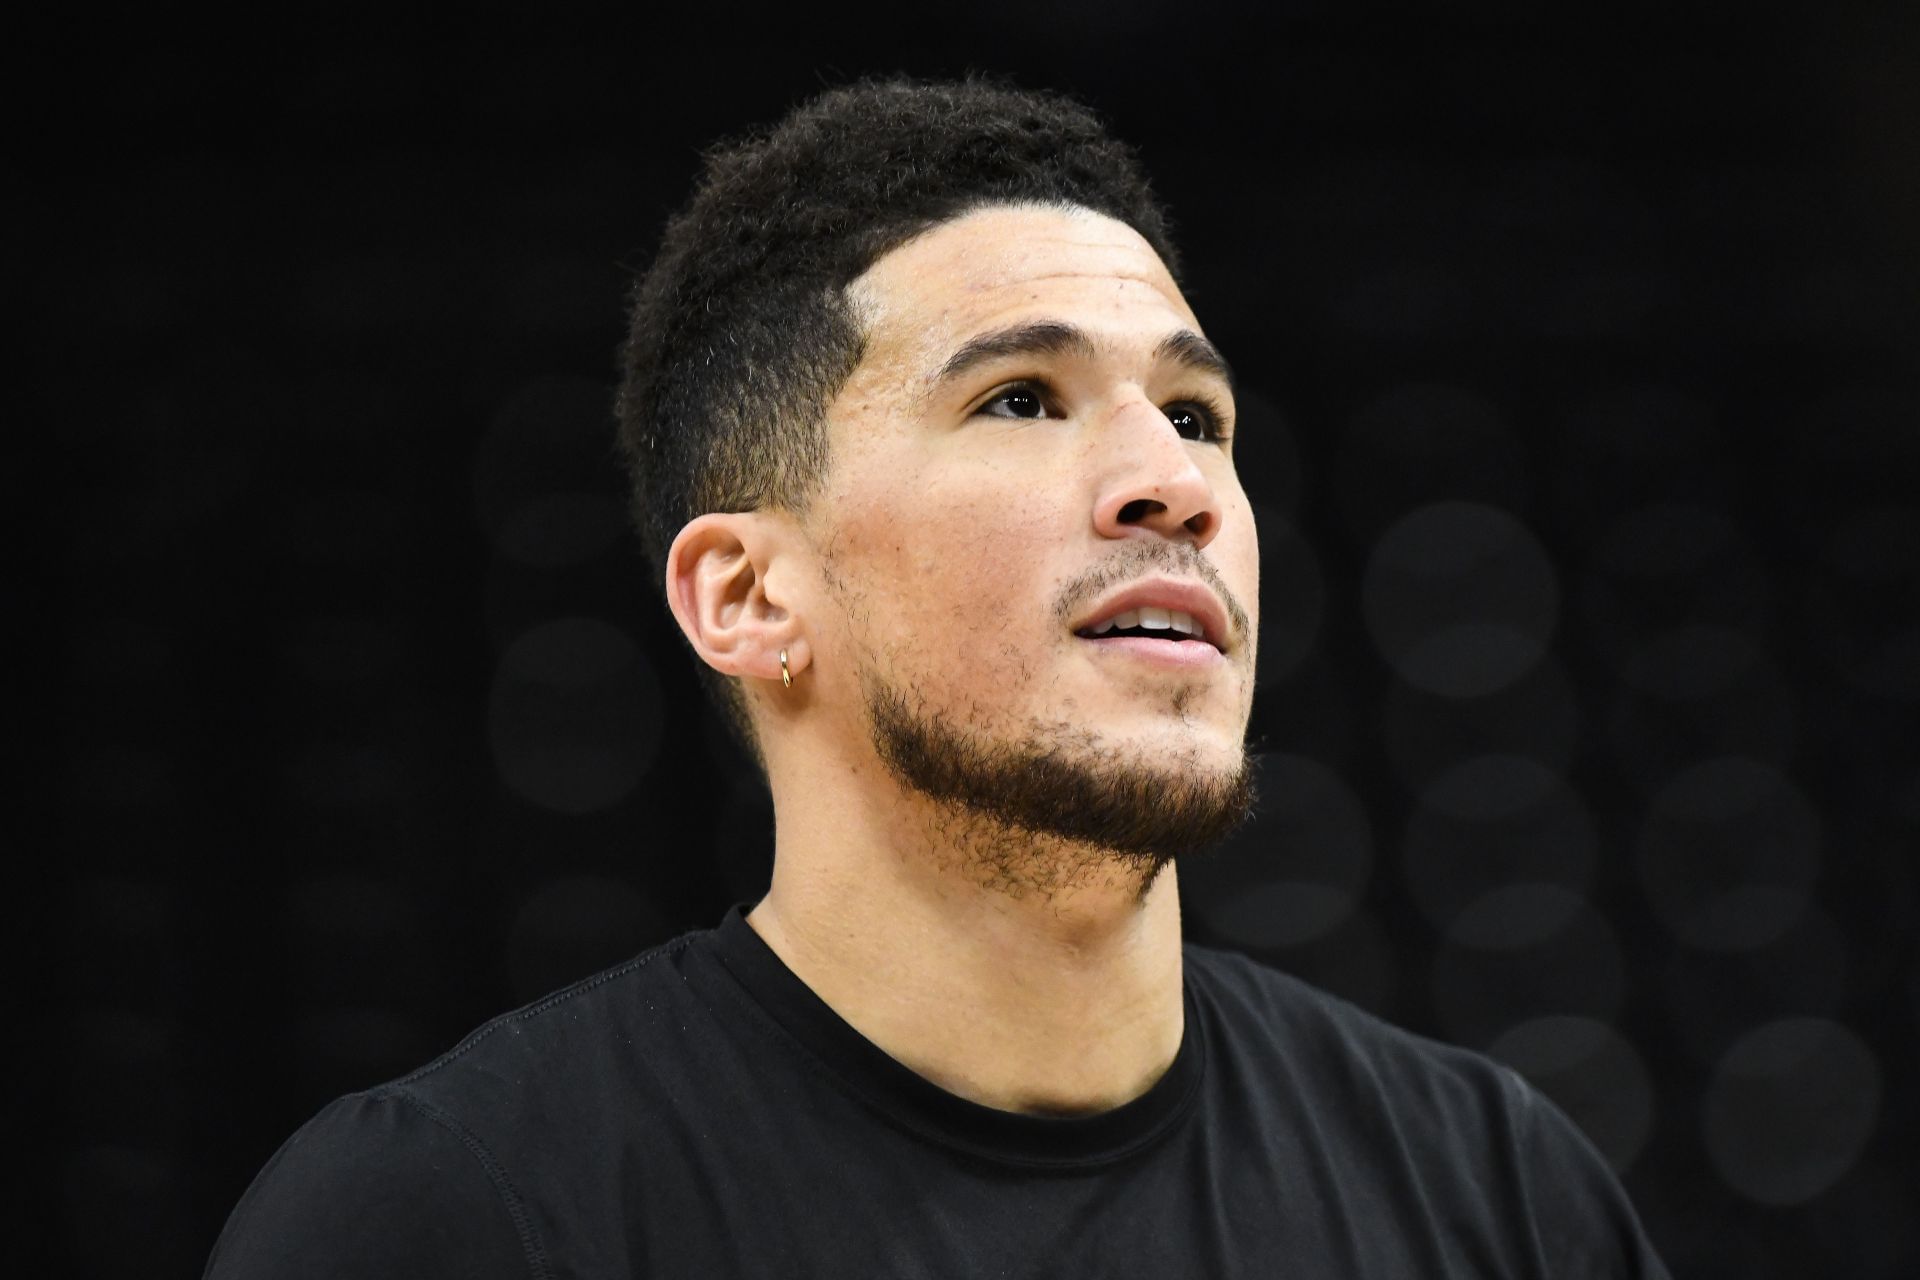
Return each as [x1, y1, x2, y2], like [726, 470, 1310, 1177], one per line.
[975, 380, 1234, 445]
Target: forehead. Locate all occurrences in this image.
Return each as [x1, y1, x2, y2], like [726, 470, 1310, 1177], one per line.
[847, 204, 1201, 379]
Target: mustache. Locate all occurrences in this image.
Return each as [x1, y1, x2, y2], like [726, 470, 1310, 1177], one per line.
[1050, 541, 1252, 648]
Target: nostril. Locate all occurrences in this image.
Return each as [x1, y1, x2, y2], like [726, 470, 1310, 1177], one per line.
[1183, 511, 1213, 537]
[1118, 498, 1161, 524]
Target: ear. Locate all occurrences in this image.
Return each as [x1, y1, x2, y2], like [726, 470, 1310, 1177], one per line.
[663, 512, 809, 687]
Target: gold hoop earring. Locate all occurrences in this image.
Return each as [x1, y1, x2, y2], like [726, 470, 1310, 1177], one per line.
[780, 649, 792, 689]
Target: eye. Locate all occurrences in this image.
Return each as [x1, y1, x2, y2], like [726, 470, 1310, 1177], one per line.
[1165, 399, 1231, 444]
[975, 382, 1054, 420]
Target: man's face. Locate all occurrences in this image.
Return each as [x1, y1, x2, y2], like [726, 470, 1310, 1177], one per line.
[798, 204, 1260, 882]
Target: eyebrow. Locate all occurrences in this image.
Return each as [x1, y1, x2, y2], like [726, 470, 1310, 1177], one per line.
[1152, 328, 1236, 391]
[928, 318, 1236, 396]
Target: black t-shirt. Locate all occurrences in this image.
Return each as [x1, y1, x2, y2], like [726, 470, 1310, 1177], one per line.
[206, 906, 1669, 1278]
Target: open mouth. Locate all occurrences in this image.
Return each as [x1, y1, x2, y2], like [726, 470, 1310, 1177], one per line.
[1074, 606, 1213, 645]
[1068, 577, 1233, 660]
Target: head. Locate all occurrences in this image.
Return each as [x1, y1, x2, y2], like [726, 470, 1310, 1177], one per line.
[616, 79, 1258, 889]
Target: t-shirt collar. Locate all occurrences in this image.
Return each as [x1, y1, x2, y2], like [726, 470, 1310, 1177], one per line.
[702, 903, 1207, 1169]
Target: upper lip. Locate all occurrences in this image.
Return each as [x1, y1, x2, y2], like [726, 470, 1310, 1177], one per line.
[1071, 577, 1232, 652]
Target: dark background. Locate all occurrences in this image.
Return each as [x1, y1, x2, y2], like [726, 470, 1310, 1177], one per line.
[33, 4, 1920, 1276]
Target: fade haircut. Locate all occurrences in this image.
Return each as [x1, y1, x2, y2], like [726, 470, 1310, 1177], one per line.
[614, 76, 1182, 754]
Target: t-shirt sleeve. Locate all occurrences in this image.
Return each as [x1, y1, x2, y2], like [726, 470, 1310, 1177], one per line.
[1511, 1074, 1672, 1280]
[204, 1089, 538, 1280]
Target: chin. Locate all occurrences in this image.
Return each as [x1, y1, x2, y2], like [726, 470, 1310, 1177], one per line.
[1101, 711, 1249, 767]
[873, 680, 1254, 864]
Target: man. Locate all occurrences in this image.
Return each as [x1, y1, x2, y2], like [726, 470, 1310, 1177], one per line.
[206, 78, 1669, 1277]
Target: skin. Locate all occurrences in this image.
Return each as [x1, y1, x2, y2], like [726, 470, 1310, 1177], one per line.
[666, 204, 1260, 1115]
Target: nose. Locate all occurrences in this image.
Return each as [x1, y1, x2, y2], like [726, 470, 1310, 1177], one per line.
[1090, 396, 1224, 550]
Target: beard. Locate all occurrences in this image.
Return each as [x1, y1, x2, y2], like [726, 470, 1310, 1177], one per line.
[862, 670, 1256, 902]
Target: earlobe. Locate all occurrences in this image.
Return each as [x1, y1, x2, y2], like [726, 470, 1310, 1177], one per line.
[664, 513, 806, 686]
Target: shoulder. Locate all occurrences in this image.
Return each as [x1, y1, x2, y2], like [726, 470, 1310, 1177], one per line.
[1185, 943, 1670, 1278]
[1184, 940, 1522, 1109]
[393, 929, 706, 1117]
[1183, 942, 1543, 1194]
[205, 1089, 540, 1279]
[207, 930, 711, 1279]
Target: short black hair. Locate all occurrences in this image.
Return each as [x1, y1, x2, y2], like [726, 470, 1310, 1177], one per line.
[614, 76, 1182, 753]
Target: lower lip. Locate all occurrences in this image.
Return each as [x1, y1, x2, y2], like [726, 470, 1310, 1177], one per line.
[1078, 635, 1225, 669]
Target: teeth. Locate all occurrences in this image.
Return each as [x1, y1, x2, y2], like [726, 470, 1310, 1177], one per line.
[1081, 607, 1206, 640]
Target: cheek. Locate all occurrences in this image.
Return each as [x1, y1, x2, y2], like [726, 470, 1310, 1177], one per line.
[828, 476, 1070, 665]
[838, 447, 1061, 570]
[1215, 486, 1261, 622]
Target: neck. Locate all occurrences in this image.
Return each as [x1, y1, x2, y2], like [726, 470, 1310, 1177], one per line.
[746, 773, 1186, 1116]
